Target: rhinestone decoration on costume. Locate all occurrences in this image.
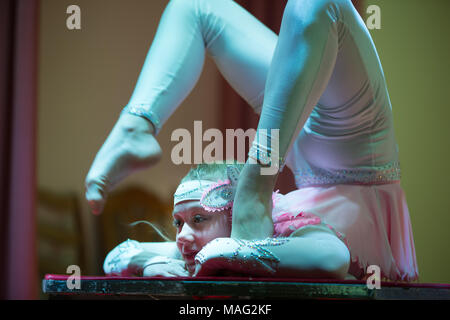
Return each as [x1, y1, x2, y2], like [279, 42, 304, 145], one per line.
[226, 165, 240, 185]
[231, 238, 290, 273]
[199, 165, 241, 212]
[248, 146, 285, 169]
[294, 161, 401, 187]
[195, 237, 290, 274]
[174, 180, 215, 206]
[122, 104, 162, 134]
[200, 179, 235, 212]
[105, 239, 143, 275]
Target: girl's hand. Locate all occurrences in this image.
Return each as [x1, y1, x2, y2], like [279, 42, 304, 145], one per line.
[142, 256, 189, 277]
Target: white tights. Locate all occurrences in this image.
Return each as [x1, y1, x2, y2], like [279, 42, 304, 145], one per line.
[124, 0, 378, 164]
[86, 0, 396, 213]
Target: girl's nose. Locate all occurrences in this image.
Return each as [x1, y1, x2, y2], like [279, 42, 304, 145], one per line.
[177, 222, 195, 244]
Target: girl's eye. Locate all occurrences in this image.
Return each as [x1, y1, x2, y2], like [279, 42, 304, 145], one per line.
[193, 215, 206, 224]
[172, 219, 181, 228]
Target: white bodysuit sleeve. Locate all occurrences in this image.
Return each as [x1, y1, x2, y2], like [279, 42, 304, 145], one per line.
[103, 239, 145, 276]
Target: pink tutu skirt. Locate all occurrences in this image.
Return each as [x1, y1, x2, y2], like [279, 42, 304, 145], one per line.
[271, 182, 419, 282]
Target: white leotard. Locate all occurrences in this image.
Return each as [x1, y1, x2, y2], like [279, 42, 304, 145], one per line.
[123, 0, 418, 281]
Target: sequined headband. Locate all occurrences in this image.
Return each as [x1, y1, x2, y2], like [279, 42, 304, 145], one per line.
[173, 166, 241, 212]
[173, 180, 215, 206]
[174, 165, 281, 213]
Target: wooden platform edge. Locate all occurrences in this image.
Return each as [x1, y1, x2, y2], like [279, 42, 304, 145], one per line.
[42, 278, 450, 300]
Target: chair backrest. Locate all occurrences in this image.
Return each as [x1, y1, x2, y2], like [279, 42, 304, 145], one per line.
[98, 186, 174, 261]
[37, 188, 85, 277]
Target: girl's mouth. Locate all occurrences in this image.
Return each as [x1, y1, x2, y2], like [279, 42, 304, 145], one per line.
[182, 253, 198, 275]
[182, 251, 198, 263]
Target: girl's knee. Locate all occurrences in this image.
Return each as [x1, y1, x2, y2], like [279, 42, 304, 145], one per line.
[283, 0, 339, 32]
[165, 0, 201, 20]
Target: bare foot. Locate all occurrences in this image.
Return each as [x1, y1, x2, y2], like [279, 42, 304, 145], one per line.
[85, 113, 162, 215]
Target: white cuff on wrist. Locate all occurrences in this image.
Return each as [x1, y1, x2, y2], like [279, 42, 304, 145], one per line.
[122, 104, 161, 135]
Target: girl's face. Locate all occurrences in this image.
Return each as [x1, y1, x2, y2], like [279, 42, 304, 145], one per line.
[173, 200, 231, 274]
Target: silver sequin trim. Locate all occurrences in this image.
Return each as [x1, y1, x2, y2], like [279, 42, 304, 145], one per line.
[122, 104, 161, 134]
[174, 187, 203, 203]
[294, 161, 401, 187]
[248, 147, 285, 171]
[232, 238, 290, 274]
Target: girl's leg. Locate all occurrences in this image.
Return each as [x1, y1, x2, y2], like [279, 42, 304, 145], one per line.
[255, 0, 341, 159]
[231, 0, 341, 239]
[127, 0, 278, 124]
[85, 0, 278, 214]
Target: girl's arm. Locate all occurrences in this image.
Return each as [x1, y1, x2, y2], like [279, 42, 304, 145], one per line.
[103, 239, 185, 276]
[195, 226, 350, 279]
[139, 241, 180, 258]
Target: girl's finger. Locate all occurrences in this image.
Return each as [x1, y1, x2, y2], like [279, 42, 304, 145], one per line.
[169, 265, 189, 276]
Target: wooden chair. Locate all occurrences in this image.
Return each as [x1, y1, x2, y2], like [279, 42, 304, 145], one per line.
[97, 186, 174, 263]
[37, 188, 85, 297]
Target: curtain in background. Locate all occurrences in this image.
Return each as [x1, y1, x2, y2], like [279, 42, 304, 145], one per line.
[219, 0, 364, 194]
[0, 0, 39, 300]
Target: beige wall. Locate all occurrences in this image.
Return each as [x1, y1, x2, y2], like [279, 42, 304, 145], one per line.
[39, 0, 450, 283]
